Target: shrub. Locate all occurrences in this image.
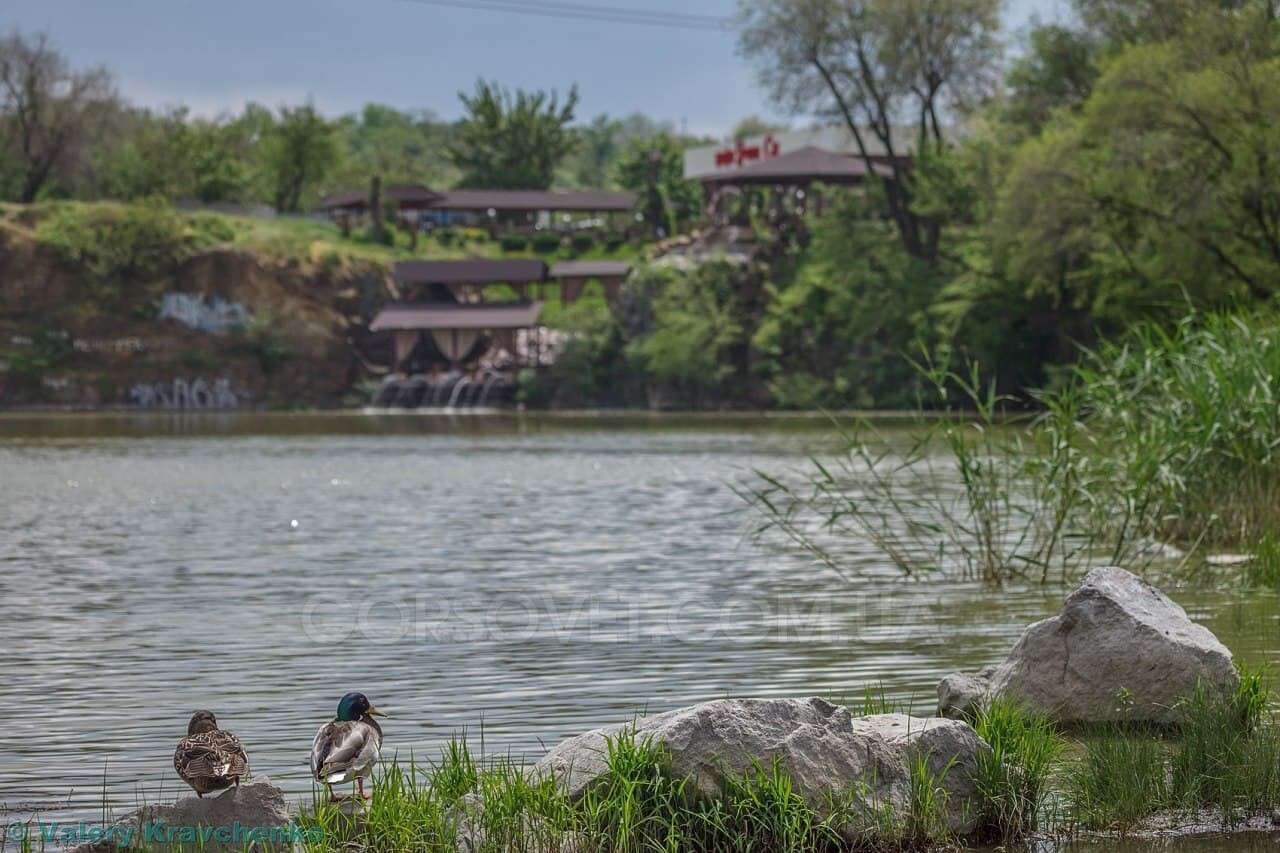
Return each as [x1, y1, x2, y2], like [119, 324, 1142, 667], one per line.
[532, 232, 561, 253]
[36, 200, 205, 299]
[571, 232, 595, 254]
[500, 233, 528, 251]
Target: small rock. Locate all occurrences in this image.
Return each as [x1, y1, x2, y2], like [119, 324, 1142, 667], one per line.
[72, 778, 295, 852]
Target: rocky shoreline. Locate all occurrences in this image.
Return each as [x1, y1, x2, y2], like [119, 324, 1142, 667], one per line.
[68, 568, 1272, 851]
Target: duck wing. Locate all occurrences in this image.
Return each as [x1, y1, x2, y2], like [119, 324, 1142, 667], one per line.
[174, 730, 249, 784]
[311, 721, 380, 780]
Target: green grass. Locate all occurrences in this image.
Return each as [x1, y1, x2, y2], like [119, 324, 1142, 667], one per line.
[294, 724, 976, 853]
[1065, 729, 1168, 832]
[969, 697, 1063, 843]
[1039, 311, 1280, 553]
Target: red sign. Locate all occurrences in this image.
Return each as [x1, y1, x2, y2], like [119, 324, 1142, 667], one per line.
[713, 134, 781, 169]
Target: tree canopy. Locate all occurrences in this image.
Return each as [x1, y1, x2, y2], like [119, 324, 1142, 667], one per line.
[446, 80, 579, 190]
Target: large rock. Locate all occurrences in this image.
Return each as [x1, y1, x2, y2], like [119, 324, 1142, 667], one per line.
[937, 567, 1238, 725]
[71, 778, 296, 852]
[532, 697, 988, 837]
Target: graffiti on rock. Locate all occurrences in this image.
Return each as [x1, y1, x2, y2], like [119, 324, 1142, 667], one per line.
[158, 293, 249, 334]
[129, 378, 240, 409]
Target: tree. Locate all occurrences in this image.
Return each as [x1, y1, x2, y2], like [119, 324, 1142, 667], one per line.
[615, 134, 702, 237]
[447, 80, 578, 189]
[731, 115, 789, 141]
[570, 114, 624, 188]
[0, 30, 116, 202]
[1003, 24, 1099, 133]
[264, 103, 338, 213]
[737, 0, 1001, 262]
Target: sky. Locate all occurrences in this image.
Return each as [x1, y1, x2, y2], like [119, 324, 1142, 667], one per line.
[6, 0, 1068, 138]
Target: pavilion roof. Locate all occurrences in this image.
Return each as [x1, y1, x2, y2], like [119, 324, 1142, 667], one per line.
[394, 259, 548, 286]
[320, 184, 443, 210]
[431, 189, 636, 213]
[370, 301, 543, 331]
[698, 146, 893, 186]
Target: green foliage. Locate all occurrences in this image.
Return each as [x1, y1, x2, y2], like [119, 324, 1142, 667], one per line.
[549, 300, 628, 406]
[1003, 24, 1099, 132]
[970, 698, 1063, 842]
[265, 103, 338, 213]
[499, 233, 528, 251]
[36, 200, 209, 297]
[755, 194, 944, 410]
[626, 262, 746, 407]
[448, 80, 579, 190]
[570, 232, 595, 254]
[1038, 312, 1280, 550]
[1169, 669, 1280, 824]
[615, 133, 700, 237]
[531, 232, 561, 253]
[1065, 730, 1167, 831]
[235, 316, 292, 375]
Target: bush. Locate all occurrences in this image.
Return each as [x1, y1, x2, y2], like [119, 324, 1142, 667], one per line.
[570, 232, 595, 254]
[499, 233, 528, 251]
[532, 232, 561, 253]
[604, 233, 625, 252]
[626, 261, 746, 407]
[36, 200, 207, 298]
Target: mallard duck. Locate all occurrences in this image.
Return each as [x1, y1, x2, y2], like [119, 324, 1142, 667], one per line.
[173, 710, 249, 797]
[310, 692, 387, 801]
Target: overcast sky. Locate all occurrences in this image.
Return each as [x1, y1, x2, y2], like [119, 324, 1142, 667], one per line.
[6, 0, 1068, 138]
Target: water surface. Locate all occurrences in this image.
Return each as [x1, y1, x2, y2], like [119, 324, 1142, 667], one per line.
[1, 412, 1277, 846]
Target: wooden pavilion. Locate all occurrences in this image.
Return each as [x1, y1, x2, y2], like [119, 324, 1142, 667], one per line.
[369, 258, 631, 372]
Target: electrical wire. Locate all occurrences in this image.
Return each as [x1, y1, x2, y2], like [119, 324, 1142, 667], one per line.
[392, 0, 733, 31]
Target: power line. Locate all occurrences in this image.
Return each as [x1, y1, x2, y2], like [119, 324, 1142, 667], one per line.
[393, 0, 733, 30]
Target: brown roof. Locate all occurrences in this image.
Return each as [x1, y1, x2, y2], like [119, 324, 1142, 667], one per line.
[370, 301, 543, 331]
[320, 184, 443, 210]
[394, 259, 548, 286]
[430, 189, 636, 212]
[550, 260, 632, 279]
[699, 146, 894, 186]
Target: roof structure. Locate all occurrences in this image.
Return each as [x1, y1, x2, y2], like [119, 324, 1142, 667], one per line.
[320, 184, 443, 211]
[322, 187, 636, 214]
[370, 302, 543, 332]
[430, 189, 636, 213]
[394, 259, 548, 286]
[698, 146, 893, 186]
[549, 260, 632, 279]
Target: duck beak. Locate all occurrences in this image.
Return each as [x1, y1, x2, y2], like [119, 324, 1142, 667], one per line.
[368, 706, 389, 718]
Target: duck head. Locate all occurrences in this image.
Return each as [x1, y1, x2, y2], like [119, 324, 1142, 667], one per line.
[336, 692, 387, 722]
[186, 710, 219, 736]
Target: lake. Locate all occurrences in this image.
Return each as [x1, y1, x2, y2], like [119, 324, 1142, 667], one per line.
[1, 412, 1277, 850]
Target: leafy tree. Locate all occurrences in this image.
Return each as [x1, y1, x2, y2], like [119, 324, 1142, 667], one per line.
[264, 103, 338, 212]
[447, 80, 579, 189]
[738, 0, 1001, 263]
[615, 134, 701, 237]
[0, 30, 117, 202]
[569, 114, 623, 188]
[627, 263, 746, 406]
[332, 103, 456, 190]
[1003, 25, 1099, 133]
[731, 115, 789, 141]
[755, 193, 944, 408]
